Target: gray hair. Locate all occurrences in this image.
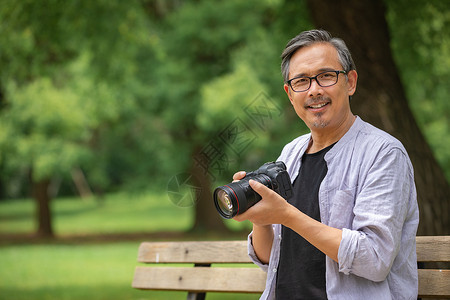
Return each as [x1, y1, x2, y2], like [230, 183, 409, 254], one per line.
[281, 29, 356, 82]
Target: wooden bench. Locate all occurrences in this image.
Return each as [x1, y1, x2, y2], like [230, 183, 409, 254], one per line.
[132, 236, 450, 299]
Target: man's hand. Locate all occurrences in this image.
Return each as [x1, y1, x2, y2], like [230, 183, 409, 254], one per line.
[231, 171, 277, 264]
[233, 179, 295, 226]
[233, 176, 342, 263]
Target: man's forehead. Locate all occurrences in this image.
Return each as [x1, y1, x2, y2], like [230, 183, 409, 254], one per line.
[289, 43, 341, 76]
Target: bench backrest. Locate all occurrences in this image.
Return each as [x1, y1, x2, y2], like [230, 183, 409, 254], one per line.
[132, 236, 450, 298]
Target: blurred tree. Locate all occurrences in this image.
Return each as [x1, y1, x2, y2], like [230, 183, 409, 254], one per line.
[1, 78, 95, 236]
[307, 0, 449, 235]
[151, 0, 313, 232]
[150, 0, 279, 231]
[0, 0, 448, 237]
[163, 0, 450, 234]
[386, 0, 450, 234]
[0, 0, 157, 236]
[386, 0, 450, 181]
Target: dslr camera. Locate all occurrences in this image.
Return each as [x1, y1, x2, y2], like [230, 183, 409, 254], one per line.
[213, 161, 293, 219]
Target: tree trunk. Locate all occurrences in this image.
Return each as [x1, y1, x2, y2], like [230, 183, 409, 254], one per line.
[307, 0, 450, 235]
[190, 146, 228, 233]
[32, 178, 54, 237]
[71, 167, 93, 199]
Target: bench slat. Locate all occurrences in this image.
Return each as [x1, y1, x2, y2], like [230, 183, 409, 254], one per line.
[138, 237, 450, 264]
[132, 266, 266, 293]
[137, 241, 250, 264]
[132, 267, 450, 297]
[416, 236, 450, 262]
[418, 269, 450, 298]
[134, 237, 450, 298]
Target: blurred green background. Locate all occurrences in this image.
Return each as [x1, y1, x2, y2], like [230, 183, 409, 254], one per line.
[0, 0, 448, 299]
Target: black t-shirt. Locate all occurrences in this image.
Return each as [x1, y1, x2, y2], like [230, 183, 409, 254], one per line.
[275, 144, 334, 300]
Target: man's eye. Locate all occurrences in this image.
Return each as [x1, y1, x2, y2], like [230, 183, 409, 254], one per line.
[320, 72, 335, 78]
[294, 78, 308, 84]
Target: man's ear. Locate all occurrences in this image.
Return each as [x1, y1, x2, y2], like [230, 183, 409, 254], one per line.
[347, 70, 358, 96]
[284, 84, 294, 104]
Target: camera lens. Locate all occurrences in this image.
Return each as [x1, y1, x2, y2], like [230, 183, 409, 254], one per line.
[213, 174, 271, 219]
[216, 189, 233, 214]
[213, 184, 240, 219]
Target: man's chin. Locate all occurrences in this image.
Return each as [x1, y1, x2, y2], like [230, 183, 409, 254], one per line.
[310, 114, 330, 129]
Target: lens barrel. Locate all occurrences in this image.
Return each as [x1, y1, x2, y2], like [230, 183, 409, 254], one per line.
[213, 174, 271, 219]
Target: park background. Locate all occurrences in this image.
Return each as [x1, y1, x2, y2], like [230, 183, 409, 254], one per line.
[0, 0, 449, 299]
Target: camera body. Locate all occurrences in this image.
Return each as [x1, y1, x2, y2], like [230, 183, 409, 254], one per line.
[213, 161, 293, 219]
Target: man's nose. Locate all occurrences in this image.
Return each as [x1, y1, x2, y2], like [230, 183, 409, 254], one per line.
[308, 78, 323, 96]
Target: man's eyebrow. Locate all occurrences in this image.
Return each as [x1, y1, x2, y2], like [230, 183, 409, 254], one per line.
[291, 67, 336, 79]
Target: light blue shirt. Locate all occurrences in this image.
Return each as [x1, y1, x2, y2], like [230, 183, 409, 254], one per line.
[248, 117, 419, 300]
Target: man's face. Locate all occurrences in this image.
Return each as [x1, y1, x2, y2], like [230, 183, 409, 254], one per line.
[284, 43, 357, 133]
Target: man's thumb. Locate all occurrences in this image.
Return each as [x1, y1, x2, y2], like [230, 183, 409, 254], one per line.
[249, 179, 271, 197]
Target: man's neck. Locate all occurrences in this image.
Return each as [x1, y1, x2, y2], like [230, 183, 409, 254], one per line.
[307, 115, 356, 154]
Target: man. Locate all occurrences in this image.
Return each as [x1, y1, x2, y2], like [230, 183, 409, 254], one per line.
[233, 29, 419, 299]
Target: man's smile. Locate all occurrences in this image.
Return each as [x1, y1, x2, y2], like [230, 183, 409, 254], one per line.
[304, 97, 331, 111]
[308, 102, 328, 109]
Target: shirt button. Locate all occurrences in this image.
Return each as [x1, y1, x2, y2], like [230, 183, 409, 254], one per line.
[273, 268, 277, 273]
[278, 235, 282, 239]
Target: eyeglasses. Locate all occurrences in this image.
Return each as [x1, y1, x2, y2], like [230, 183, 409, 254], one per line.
[286, 70, 347, 92]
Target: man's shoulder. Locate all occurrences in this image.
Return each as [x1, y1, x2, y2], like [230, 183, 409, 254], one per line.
[341, 118, 414, 171]
[355, 118, 406, 151]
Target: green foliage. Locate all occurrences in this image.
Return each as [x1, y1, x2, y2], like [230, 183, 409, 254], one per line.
[198, 63, 265, 130]
[386, 0, 450, 180]
[3, 78, 92, 180]
[0, 0, 163, 193]
[156, 0, 283, 132]
[0, 0, 447, 200]
[0, 0, 311, 196]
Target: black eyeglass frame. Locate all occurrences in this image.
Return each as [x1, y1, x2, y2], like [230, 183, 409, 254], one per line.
[286, 70, 347, 92]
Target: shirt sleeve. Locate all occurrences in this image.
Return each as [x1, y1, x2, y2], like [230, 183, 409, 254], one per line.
[337, 146, 414, 282]
[247, 230, 270, 272]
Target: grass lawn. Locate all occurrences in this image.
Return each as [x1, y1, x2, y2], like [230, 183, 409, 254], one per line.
[0, 242, 259, 300]
[0, 191, 194, 235]
[0, 191, 255, 299]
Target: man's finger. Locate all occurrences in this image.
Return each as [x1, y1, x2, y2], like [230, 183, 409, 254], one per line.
[249, 179, 275, 197]
[233, 171, 246, 182]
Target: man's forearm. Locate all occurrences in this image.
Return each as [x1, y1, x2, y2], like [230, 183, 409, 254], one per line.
[284, 206, 342, 263]
[252, 224, 274, 264]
